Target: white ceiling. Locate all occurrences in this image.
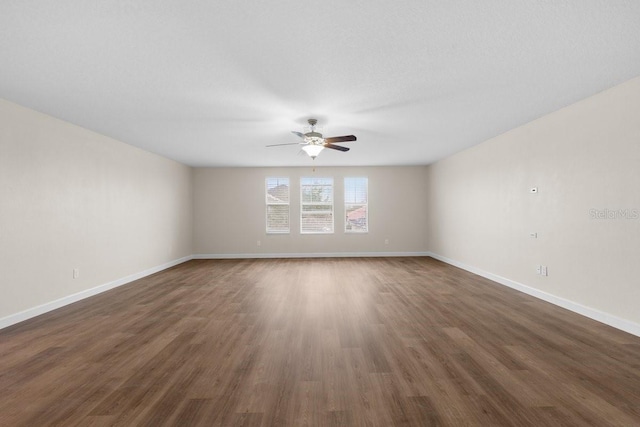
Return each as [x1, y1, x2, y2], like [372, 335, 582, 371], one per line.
[1, 1, 640, 167]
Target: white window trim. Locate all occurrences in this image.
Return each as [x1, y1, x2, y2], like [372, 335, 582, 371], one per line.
[265, 177, 290, 234]
[344, 176, 368, 233]
[300, 177, 334, 234]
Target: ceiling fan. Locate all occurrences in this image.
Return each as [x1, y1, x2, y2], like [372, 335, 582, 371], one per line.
[266, 118, 356, 159]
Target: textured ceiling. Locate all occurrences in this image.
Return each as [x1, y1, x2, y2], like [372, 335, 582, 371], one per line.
[1, 1, 640, 167]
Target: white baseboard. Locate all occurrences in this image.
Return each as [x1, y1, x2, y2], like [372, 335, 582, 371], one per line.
[193, 251, 431, 259]
[0, 255, 193, 330]
[427, 252, 640, 338]
[11, 252, 635, 338]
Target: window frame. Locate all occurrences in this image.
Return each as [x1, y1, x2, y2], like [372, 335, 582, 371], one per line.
[344, 177, 369, 233]
[265, 177, 290, 234]
[300, 177, 334, 234]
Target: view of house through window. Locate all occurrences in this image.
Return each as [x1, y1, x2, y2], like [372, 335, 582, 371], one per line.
[265, 177, 290, 233]
[300, 177, 334, 234]
[345, 177, 368, 232]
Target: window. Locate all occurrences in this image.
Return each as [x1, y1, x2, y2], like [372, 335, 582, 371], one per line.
[345, 177, 368, 233]
[300, 177, 333, 234]
[266, 177, 289, 233]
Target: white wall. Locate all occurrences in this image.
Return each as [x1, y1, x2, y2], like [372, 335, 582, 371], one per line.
[426, 76, 640, 331]
[193, 166, 428, 256]
[0, 99, 193, 323]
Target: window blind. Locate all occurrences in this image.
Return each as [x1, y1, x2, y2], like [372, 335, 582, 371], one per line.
[300, 177, 334, 234]
[345, 177, 368, 233]
[266, 177, 290, 233]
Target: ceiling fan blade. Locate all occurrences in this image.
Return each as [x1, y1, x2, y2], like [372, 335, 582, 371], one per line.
[266, 142, 303, 147]
[324, 135, 356, 143]
[324, 143, 350, 152]
[291, 131, 305, 138]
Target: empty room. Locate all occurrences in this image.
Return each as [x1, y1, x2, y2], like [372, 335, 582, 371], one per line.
[1, 2, 640, 426]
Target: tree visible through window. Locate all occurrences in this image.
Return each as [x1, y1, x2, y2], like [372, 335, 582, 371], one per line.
[345, 177, 368, 233]
[266, 177, 289, 233]
[300, 177, 334, 234]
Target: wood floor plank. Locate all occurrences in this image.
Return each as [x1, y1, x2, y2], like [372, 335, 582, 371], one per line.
[1, 257, 640, 426]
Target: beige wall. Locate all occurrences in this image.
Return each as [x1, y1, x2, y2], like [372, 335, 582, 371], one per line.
[0, 99, 193, 322]
[426, 76, 640, 329]
[193, 166, 428, 256]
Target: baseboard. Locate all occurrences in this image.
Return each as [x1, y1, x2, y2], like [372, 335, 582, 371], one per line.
[0, 255, 193, 330]
[193, 251, 431, 259]
[12, 252, 635, 338]
[427, 252, 640, 338]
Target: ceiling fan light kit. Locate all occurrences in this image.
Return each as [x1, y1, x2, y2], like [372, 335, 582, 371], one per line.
[301, 144, 324, 158]
[266, 118, 356, 160]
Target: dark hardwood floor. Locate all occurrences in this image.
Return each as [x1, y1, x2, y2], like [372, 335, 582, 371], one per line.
[1, 257, 640, 426]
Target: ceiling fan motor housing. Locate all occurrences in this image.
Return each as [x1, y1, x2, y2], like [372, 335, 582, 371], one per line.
[305, 119, 323, 140]
[306, 131, 323, 140]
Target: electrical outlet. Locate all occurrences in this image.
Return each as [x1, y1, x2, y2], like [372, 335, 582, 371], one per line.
[257, 240, 261, 247]
[384, 238, 389, 245]
[73, 268, 79, 279]
[541, 265, 548, 276]
[536, 265, 542, 275]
